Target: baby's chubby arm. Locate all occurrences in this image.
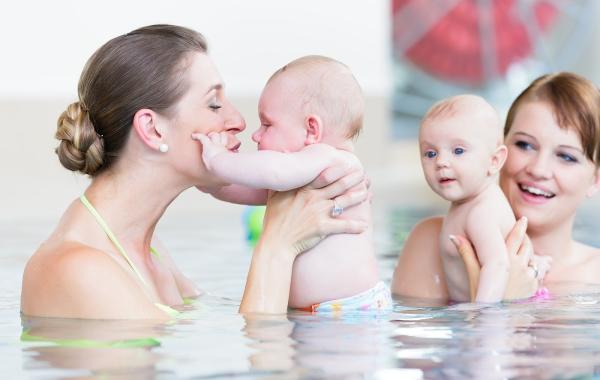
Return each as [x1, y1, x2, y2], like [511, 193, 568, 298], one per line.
[465, 209, 510, 303]
[193, 132, 360, 192]
[197, 184, 269, 205]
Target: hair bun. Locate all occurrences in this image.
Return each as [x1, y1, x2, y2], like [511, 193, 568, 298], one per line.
[55, 101, 104, 175]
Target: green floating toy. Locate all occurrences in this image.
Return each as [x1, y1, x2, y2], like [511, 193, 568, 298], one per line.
[243, 206, 266, 247]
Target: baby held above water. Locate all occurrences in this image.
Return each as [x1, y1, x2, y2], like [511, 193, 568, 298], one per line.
[193, 55, 390, 311]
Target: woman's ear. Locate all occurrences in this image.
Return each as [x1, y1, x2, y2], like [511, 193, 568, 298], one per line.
[304, 115, 323, 145]
[488, 144, 508, 176]
[132, 109, 165, 151]
[586, 166, 600, 198]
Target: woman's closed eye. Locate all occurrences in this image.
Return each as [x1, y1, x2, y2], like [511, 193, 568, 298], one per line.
[209, 103, 222, 112]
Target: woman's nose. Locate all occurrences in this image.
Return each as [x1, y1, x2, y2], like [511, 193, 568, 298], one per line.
[526, 153, 552, 179]
[222, 100, 246, 134]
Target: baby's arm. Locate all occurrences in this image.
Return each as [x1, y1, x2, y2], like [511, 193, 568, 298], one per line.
[197, 184, 269, 205]
[194, 132, 358, 192]
[465, 210, 510, 303]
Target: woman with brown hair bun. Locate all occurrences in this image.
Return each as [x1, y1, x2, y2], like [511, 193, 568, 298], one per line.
[21, 24, 368, 319]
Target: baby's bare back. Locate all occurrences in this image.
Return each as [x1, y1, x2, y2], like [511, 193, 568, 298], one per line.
[288, 200, 379, 308]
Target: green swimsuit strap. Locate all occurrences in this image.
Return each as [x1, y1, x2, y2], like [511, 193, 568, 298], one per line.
[79, 195, 149, 288]
[21, 329, 161, 348]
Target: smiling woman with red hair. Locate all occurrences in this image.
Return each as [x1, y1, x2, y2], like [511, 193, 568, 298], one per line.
[393, 72, 600, 302]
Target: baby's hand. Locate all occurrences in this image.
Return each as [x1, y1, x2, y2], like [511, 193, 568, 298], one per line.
[530, 254, 552, 282]
[191, 132, 229, 170]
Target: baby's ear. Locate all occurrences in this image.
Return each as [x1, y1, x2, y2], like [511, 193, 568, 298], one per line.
[304, 115, 323, 145]
[488, 144, 508, 176]
[586, 166, 600, 198]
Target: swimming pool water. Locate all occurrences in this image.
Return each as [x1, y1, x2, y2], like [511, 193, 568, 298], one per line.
[3, 202, 600, 379]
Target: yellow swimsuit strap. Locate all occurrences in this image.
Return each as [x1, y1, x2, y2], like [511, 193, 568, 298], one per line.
[79, 195, 179, 316]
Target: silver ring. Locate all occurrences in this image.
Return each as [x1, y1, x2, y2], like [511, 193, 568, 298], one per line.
[331, 199, 343, 217]
[530, 264, 539, 279]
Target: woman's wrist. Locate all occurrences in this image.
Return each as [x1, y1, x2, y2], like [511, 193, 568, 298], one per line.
[254, 234, 296, 267]
[239, 234, 296, 314]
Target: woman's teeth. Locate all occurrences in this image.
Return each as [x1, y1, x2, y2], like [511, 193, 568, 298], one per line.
[519, 184, 555, 198]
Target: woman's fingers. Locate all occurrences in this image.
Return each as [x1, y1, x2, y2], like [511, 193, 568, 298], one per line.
[310, 164, 362, 189]
[317, 169, 365, 199]
[319, 218, 369, 235]
[330, 188, 368, 215]
[516, 235, 534, 270]
[450, 235, 480, 302]
[505, 217, 528, 257]
[309, 165, 347, 189]
[291, 216, 369, 255]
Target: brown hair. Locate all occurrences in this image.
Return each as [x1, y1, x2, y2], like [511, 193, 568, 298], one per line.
[505, 72, 600, 165]
[268, 55, 364, 140]
[55, 24, 207, 176]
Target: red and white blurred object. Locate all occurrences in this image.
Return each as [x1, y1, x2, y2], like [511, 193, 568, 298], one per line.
[392, 0, 559, 85]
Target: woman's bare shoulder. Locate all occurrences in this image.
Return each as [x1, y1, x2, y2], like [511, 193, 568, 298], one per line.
[574, 242, 600, 283]
[391, 215, 448, 299]
[21, 242, 165, 319]
[411, 215, 444, 234]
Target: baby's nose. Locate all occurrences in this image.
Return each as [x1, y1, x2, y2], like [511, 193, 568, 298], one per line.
[251, 129, 261, 143]
[436, 155, 450, 168]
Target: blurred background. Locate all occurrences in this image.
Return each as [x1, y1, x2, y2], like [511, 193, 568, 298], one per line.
[1, 0, 599, 223]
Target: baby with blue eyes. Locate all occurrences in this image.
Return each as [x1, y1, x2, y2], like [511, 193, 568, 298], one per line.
[419, 94, 549, 302]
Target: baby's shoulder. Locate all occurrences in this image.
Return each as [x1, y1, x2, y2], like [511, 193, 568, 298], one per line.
[329, 145, 362, 168]
[305, 144, 362, 168]
[465, 195, 514, 231]
[472, 186, 512, 215]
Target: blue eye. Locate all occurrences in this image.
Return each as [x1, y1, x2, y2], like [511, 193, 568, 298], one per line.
[515, 140, 533, 150]
[453, 147, 465, 155]
[424, 151, 437, 159]
[558, 152, 578, 163]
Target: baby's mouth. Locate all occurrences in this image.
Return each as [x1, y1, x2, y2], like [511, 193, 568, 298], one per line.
[229, 142, 241, 153]
[519, 184, 555, 198]
[439, 177, 456, 184]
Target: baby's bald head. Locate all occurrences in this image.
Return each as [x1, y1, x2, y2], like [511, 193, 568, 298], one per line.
[421, 94, 503, 149]
[267, 55, 365, 140]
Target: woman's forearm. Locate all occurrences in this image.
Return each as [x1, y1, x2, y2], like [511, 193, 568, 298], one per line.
[239, 237, 295, 314]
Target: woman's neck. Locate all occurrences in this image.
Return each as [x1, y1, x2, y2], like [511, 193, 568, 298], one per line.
[84, 164, 188, 260]
[527, 217, 575, 261]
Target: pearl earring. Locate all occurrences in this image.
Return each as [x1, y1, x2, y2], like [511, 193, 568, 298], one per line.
[159, 143, 169, 153]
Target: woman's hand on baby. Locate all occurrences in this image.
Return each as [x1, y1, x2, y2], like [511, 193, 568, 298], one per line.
[451, 217, 540, 301]
[191, 132, 230, 170]
[530, 254, 552, 283]
[262, 164, 369, 258]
